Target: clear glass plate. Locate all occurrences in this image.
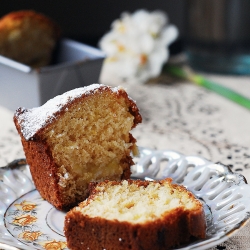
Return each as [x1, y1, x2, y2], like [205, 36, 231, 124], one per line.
[1, 147, 250, 250]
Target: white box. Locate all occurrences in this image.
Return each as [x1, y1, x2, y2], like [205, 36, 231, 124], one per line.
[0, 38, 105, 111]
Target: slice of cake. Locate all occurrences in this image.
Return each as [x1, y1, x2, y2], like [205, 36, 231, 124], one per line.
[0, 10, 61, 67]
[64, 178, 206, 250]
[14, 84, 142, 210]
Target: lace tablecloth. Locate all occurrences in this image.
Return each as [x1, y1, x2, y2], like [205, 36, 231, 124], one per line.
[1, 73, 250, 249]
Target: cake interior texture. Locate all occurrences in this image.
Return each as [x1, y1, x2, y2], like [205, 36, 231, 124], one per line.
[78, 179, 201, 223]
[14, 85, 141, 210]
[64, 178, 206, 250]
[40, 89, 137, 207]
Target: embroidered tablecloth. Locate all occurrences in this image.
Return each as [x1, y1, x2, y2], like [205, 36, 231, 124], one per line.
[1, 73, 250, 249]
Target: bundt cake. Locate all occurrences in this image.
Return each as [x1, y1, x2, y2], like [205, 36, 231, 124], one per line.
[0, 10, 60, 67]
[64, 178, 206, 250]
[14, 84, 142, 210]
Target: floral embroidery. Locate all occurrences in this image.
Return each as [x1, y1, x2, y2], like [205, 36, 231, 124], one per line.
[39, 240, 67, 250]
[14, 200, 37, 211]
[18, 231, 42, 241]
[12, 214, 37, 226]
[6, 196, 68, 249]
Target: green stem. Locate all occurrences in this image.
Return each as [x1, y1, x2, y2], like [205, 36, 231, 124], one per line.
[165, 65, 250, 110]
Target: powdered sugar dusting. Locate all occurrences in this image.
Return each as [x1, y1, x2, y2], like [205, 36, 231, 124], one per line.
[15, 84, 122, 140]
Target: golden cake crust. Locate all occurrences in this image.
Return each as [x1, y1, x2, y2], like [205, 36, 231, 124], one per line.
[0, 10, 61, 67]
[64, 178, 206, 250]
[14, 84, 142, 211]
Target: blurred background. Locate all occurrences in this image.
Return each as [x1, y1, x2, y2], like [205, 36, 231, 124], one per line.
[2, 0, 250, 75]
[0, 0, 186, 55]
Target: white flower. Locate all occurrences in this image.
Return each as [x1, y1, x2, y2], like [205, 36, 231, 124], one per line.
[99, 9, 178, 83]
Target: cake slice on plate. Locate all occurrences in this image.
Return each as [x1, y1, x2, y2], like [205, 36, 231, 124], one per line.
[14, 84, 142, 210]
[64, 178, 206, 250]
